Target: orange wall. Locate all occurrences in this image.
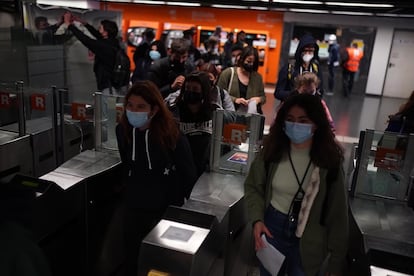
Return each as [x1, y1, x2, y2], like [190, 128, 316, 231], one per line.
[104, 3, 284, 84]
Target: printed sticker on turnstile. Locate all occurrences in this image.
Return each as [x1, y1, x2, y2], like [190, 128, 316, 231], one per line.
[71, 102, 87, 121]
[374, 147, 404, 171]
[227, 152, 248, 164]
[116, 104, 124, 123]
[30, 93, 46, 111]
[0, 92, 11, 108]
[222, 123, 247, 145]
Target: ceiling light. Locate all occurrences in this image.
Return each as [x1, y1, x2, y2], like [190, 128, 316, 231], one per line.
[289, 8, 329, 13]
[211, 4, 249, 9]
[325, 2, 393, 8]
[133, 0, 165, 4]
[165, 1, 200, 6]
[36, 0, 90, 9]
[331, 11, 374, 16]
[277, 0, 323, 4]
[250, 6, 269, 10]
[375, 13, 414, 18]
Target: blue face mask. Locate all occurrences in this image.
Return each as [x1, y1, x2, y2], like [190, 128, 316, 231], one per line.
[126, 110, 149, 128]
[284, 121, 313, 144]
[149, 50, 161, 61]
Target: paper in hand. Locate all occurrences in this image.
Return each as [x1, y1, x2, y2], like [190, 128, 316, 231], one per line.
[247, 100, 258, 114]
[256, 234, 285, 276]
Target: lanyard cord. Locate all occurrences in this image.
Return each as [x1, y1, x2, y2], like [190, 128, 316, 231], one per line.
[286, 150, 312, 222]
[288, 150, 312, 199]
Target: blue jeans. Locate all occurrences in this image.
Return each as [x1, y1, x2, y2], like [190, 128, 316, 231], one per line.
[260, 205, 305, 276]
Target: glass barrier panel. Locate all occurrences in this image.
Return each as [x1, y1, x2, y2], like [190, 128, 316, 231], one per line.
[354, 129, 414, 202]
[95, 93, 124, 151]
[210, 110, 264, 175]
[0, 81, 20, 132]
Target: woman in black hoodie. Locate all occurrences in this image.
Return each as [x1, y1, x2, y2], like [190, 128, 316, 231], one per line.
[116, 80, 197, 276]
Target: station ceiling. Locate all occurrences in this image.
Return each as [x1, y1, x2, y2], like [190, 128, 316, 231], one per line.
[105, 0, 414, 18]
[1, 1, 414, 18]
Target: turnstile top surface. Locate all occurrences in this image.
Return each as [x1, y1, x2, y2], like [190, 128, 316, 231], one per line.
[189, 172, 245, 207]
[1, 117, 53, 134]
[144, 219, 210, 255]
[40, 149, 120, 190]
[350, 197, 414, 257]
[0, 129, 25, 145]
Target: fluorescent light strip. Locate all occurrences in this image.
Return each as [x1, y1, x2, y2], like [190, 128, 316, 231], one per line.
[37, 0, 88, 8]
[277, 0, 323, 4]
[331, 11, 374, 16]
[250, 6, 269, 10]
[325, 2, 393, 8]
[166, 1, 200, 6]
[211, 4, 249, 9]
[375, 13, 414, 18]
[289, 8, 329, 13]
[133, 0, 165, 4]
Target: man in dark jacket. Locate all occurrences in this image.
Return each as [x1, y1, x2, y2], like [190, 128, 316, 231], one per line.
[274, 34, 324, 101]
[147, 38, 189, 98]
[63, 12, 126, 94]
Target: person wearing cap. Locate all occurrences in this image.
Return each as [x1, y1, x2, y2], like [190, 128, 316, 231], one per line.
[274, 33, 324, 102]
[327, 34, 340, 95]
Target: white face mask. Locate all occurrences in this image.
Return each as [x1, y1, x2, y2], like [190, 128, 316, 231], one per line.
[302, 53, 314, 63]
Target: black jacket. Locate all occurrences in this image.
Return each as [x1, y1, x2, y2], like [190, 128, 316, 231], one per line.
[68, 23, 120, 91]
[116, 125, 198, 210]
[147, 57, 186, 98]
[274, 34, 324, 101]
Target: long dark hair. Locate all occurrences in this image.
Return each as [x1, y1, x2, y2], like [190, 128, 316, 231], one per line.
[119, 80, 180, 150]
[263, 93, 343, 169]
[398, 90, 414, 115]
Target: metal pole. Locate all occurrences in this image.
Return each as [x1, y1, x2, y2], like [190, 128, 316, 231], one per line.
[16, 80, 26, 137]
[57, 88, 67, 164]
[94, 92, 103, 151]
[51, 85, 60, 167]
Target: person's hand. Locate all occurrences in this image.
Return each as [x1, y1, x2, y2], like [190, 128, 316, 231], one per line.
[235, 97, 249, 106]
[253, 220, 273, 251]
[171, 75, 185, 90]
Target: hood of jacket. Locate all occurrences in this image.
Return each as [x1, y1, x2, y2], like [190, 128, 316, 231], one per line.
[294, 34, 319, 64]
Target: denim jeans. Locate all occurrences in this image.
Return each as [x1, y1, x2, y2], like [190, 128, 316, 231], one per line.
[259, 205, 305, 276]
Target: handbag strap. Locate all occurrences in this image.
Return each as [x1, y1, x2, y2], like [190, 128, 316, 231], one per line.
[228, 67, 235, 92]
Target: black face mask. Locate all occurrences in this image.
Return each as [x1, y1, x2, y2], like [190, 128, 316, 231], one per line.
[172, 59, 185, 71]
[184, 91, 203, 104]
[243, 63, 254, 72]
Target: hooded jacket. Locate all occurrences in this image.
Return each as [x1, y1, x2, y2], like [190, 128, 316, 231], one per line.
[274, 34, 324, 101]
[115, 125, 198, 210]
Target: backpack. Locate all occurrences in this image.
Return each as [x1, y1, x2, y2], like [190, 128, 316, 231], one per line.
[111, 47, 131, 89]
[287, 62, 319, 81]
[385, 114, 406, 134]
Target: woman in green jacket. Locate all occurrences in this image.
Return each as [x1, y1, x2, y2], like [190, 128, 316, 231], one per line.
[217, 46, 266, 114]
[244, 94, 348, 276]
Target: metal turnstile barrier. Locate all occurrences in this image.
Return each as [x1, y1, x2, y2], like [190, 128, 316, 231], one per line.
[138, 110, 265, 276]
[349, 129, 414, 275]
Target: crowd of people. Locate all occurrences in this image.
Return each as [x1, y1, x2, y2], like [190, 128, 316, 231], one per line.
[24, 12, 414, 276]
